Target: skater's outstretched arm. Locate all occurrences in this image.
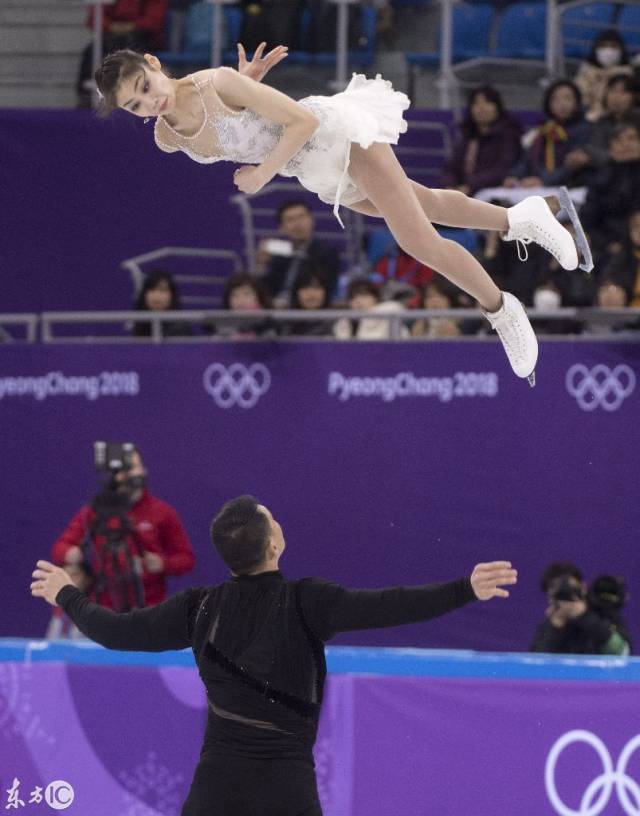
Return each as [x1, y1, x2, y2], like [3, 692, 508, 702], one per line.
[31, 560, 203, 652]
[299, 561, 517, 641]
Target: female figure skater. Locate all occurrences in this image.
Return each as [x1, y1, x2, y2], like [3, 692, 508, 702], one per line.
[31, 496, 518, 816]
[96, 49, 583, 385]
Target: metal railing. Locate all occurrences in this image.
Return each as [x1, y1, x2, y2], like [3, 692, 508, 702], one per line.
[120, 247, 244, 308]
[231, 183, 366, 275]
[0, 315, 39, 343]
[15, 308, 637, 343]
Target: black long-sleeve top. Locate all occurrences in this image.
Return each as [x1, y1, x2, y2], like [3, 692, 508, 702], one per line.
[57, 571, 476, 762]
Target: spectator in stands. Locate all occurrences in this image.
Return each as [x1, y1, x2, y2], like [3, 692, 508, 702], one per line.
[77, 0, 169, 107]
[333, 278, 408, 339]
[132, 270, 193, 338]
[441, 85, 522, 196]
[584, 278, 638, 334]
[411, 276, 461, 338]
[530, 562, 628, 655]
[581, 123, 640, 259]
[257, 201, 340, 306]
[503, 80, 593, 189]
[584, 74, 640, 167]
[600, 210, 640, 304]
[371, 245, 435, 294]
[284, 267, 334, 336]
[574, 29, 633, 122]
[51, 446, 195, 625]
[588, 575, 632, 654]
[208, 272, 276, 338]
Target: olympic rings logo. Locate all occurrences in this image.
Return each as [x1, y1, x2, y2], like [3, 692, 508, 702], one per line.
[203, 363, 271, 409]
[545, 730, 640, 816]
[566, 364, 635, 412]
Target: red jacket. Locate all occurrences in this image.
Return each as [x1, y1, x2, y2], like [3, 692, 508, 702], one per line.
[52, 489, 195, 610]
[87, 0, 168, 50]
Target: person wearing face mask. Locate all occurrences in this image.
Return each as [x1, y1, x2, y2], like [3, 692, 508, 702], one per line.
[51, 445, 195, 621]
[574, 30, 633, 121]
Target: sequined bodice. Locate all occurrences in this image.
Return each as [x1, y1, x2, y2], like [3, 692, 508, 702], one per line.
[154, 71, 284, 165]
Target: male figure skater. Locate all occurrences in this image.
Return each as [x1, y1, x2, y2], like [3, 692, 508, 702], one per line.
[32, 496, 517, 816]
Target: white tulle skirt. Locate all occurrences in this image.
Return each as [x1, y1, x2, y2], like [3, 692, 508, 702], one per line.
[280, 74, 410, 226]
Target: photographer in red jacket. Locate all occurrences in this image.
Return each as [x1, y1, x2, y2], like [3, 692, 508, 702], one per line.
[50, 444, 194, 632]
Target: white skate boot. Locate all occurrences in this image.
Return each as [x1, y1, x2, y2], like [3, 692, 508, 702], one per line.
[483, 292, 538, 387]
[504, 195, 578, 271]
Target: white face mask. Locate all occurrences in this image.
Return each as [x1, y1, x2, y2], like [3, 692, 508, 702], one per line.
[534, 289, 562, 311]
[596, 46, 622, 68]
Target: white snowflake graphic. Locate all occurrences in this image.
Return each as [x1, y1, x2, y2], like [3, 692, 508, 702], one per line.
[0, 664, 55, 747]
[118, 750, 184, 816]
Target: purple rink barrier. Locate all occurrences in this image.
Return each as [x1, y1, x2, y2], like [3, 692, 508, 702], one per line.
[2, 642, 640, 816]
[2, 340, 640, 651]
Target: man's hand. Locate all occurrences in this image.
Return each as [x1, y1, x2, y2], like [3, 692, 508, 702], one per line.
[142, 551, 165, 574]
[470, 561, 517, 601]
[31, 560, 75, 606]
[234, 165, 270, 195]
[237, 42, 288, 83]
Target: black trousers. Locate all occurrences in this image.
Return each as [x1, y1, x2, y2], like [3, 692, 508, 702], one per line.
[181, 755, 322, 816]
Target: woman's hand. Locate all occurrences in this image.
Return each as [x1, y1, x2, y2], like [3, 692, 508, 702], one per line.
[237, 42, 289, 83]
[31, 560, 76, 606]
[470, 561, 518, 601]
[233, 165, 271, 195]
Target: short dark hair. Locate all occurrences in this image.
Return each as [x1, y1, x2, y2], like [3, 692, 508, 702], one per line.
[134, 270, 182, 311]
[290, 265, 330, 309]
[543, 80, 582, 121]
[222, 273, 272, 309]
[210, 496, 271, 574]
[540, 562, 583, 593]
[588, 29, 630, 67]
[95, 50, 149, 117]
[276, 200, 312, 224]
[347, 277, 381, 302]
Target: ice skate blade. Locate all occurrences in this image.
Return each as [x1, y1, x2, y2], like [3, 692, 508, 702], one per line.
[527, 371, 536, 388]
[556, 187, 594, 273]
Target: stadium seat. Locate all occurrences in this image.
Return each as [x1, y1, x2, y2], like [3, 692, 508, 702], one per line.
[562, 3, 616, 58]
[617, 5, 640, 51]
[288, 6, 377, 68]
[405, 2, 494, 69]
[157, 1, 243, 68]
[493, 2, 546, 60]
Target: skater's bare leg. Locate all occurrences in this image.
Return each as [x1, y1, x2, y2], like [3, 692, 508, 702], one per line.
[346, 143, 502, 312]
[348, 181, 508, 231]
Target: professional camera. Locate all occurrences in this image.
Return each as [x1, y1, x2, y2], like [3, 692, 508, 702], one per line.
[80, 441, 146, 612]
[549, 576, 584, 604]
[94, 441, 136, 474]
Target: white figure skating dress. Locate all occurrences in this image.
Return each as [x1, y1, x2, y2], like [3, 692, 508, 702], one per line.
[154, 70, 410, 226]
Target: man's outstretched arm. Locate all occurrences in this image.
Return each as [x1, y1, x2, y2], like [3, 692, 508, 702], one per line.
[31, 560, 202, 652]
[300, 562, 518, 642]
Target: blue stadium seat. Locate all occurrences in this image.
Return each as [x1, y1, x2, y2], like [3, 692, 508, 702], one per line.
[494, 2, 546, 59]
[405, 2, 495, 69]
[289, 6, 377, 67]
[617, 5, 640, 51]
[157, 1, 243, 68]
[562, 3, 616, 58]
